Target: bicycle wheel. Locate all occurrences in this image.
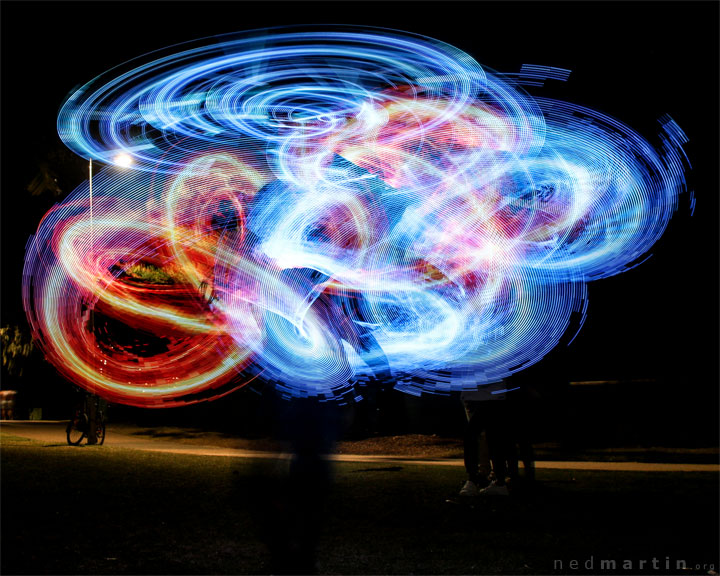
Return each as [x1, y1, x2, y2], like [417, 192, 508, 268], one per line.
[66, 410, 87, 445]
[96, 421, 106, 445]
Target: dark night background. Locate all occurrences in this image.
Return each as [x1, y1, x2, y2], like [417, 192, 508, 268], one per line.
[1, 1, 718, 443]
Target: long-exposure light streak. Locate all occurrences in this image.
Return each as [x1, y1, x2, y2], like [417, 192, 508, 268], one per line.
[22, 26, 690, 406]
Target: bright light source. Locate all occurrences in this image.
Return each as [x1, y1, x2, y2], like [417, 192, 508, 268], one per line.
[113, 153, 133, 168]
[355, 101, 388, 129]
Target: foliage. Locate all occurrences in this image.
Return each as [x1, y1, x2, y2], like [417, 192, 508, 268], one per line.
[26, 139, 89, 199]
[1, 325, 34, 379]
[124, 262, 183, 285]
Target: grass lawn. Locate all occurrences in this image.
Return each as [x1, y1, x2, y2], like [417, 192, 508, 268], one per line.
[1, 435, 718, 575]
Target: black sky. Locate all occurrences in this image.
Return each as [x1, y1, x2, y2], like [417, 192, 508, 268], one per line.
[1, 1, 718, 391]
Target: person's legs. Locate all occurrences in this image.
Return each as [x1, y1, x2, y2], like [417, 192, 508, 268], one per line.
[485, 402, 509, 486]
[260, 394, 340, 574]
[462, 401, 491, 489]
[286, 398, 339, 573]
[463, 401, 480, 484]
[518, 438, 536, 483]
[515, 399, 536, 484]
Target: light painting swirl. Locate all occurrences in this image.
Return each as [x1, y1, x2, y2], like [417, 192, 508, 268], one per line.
[23, 27, 690, 406]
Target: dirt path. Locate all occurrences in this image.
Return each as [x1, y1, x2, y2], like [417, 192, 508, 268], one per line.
[2, 420, 718, 472]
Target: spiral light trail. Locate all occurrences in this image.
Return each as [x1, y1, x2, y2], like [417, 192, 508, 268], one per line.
[23, 27, 690, 406]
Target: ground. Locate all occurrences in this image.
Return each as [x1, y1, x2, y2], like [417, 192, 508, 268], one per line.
[1, 429, 718, 575]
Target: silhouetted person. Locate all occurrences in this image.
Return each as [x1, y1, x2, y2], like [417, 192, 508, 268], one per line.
[459, 381, 514, 496]
[259, 393, 341, 574]
[251, 269, 393, 573]
[506, 383, 537, 487]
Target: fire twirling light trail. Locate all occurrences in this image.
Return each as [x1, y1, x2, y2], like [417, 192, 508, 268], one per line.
[23, 27, 690, 406]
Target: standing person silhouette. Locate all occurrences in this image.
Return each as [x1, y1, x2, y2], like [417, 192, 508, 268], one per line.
[258, 268, 394, 574]
[459, 380, 515, 496]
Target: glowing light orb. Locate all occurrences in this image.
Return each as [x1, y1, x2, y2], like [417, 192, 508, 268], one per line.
[113, 153, 133, 168]
[22, 27, 690, 406]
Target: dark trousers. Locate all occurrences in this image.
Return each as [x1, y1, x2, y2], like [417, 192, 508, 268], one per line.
[248, 395, 342, 575]
[463, 400, 516, 485]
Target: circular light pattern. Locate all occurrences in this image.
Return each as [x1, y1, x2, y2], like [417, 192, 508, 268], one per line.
[23, 27, 690, 406]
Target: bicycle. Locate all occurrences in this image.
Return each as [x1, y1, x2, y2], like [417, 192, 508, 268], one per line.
[66, 395, 106, 446]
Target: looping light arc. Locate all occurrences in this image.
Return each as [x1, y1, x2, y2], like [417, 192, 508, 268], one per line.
[23, 26, 690, 406]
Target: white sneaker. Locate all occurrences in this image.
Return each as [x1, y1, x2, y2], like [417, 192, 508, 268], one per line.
[478, 481, 509, 496]
[459, 480, 481, 496]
